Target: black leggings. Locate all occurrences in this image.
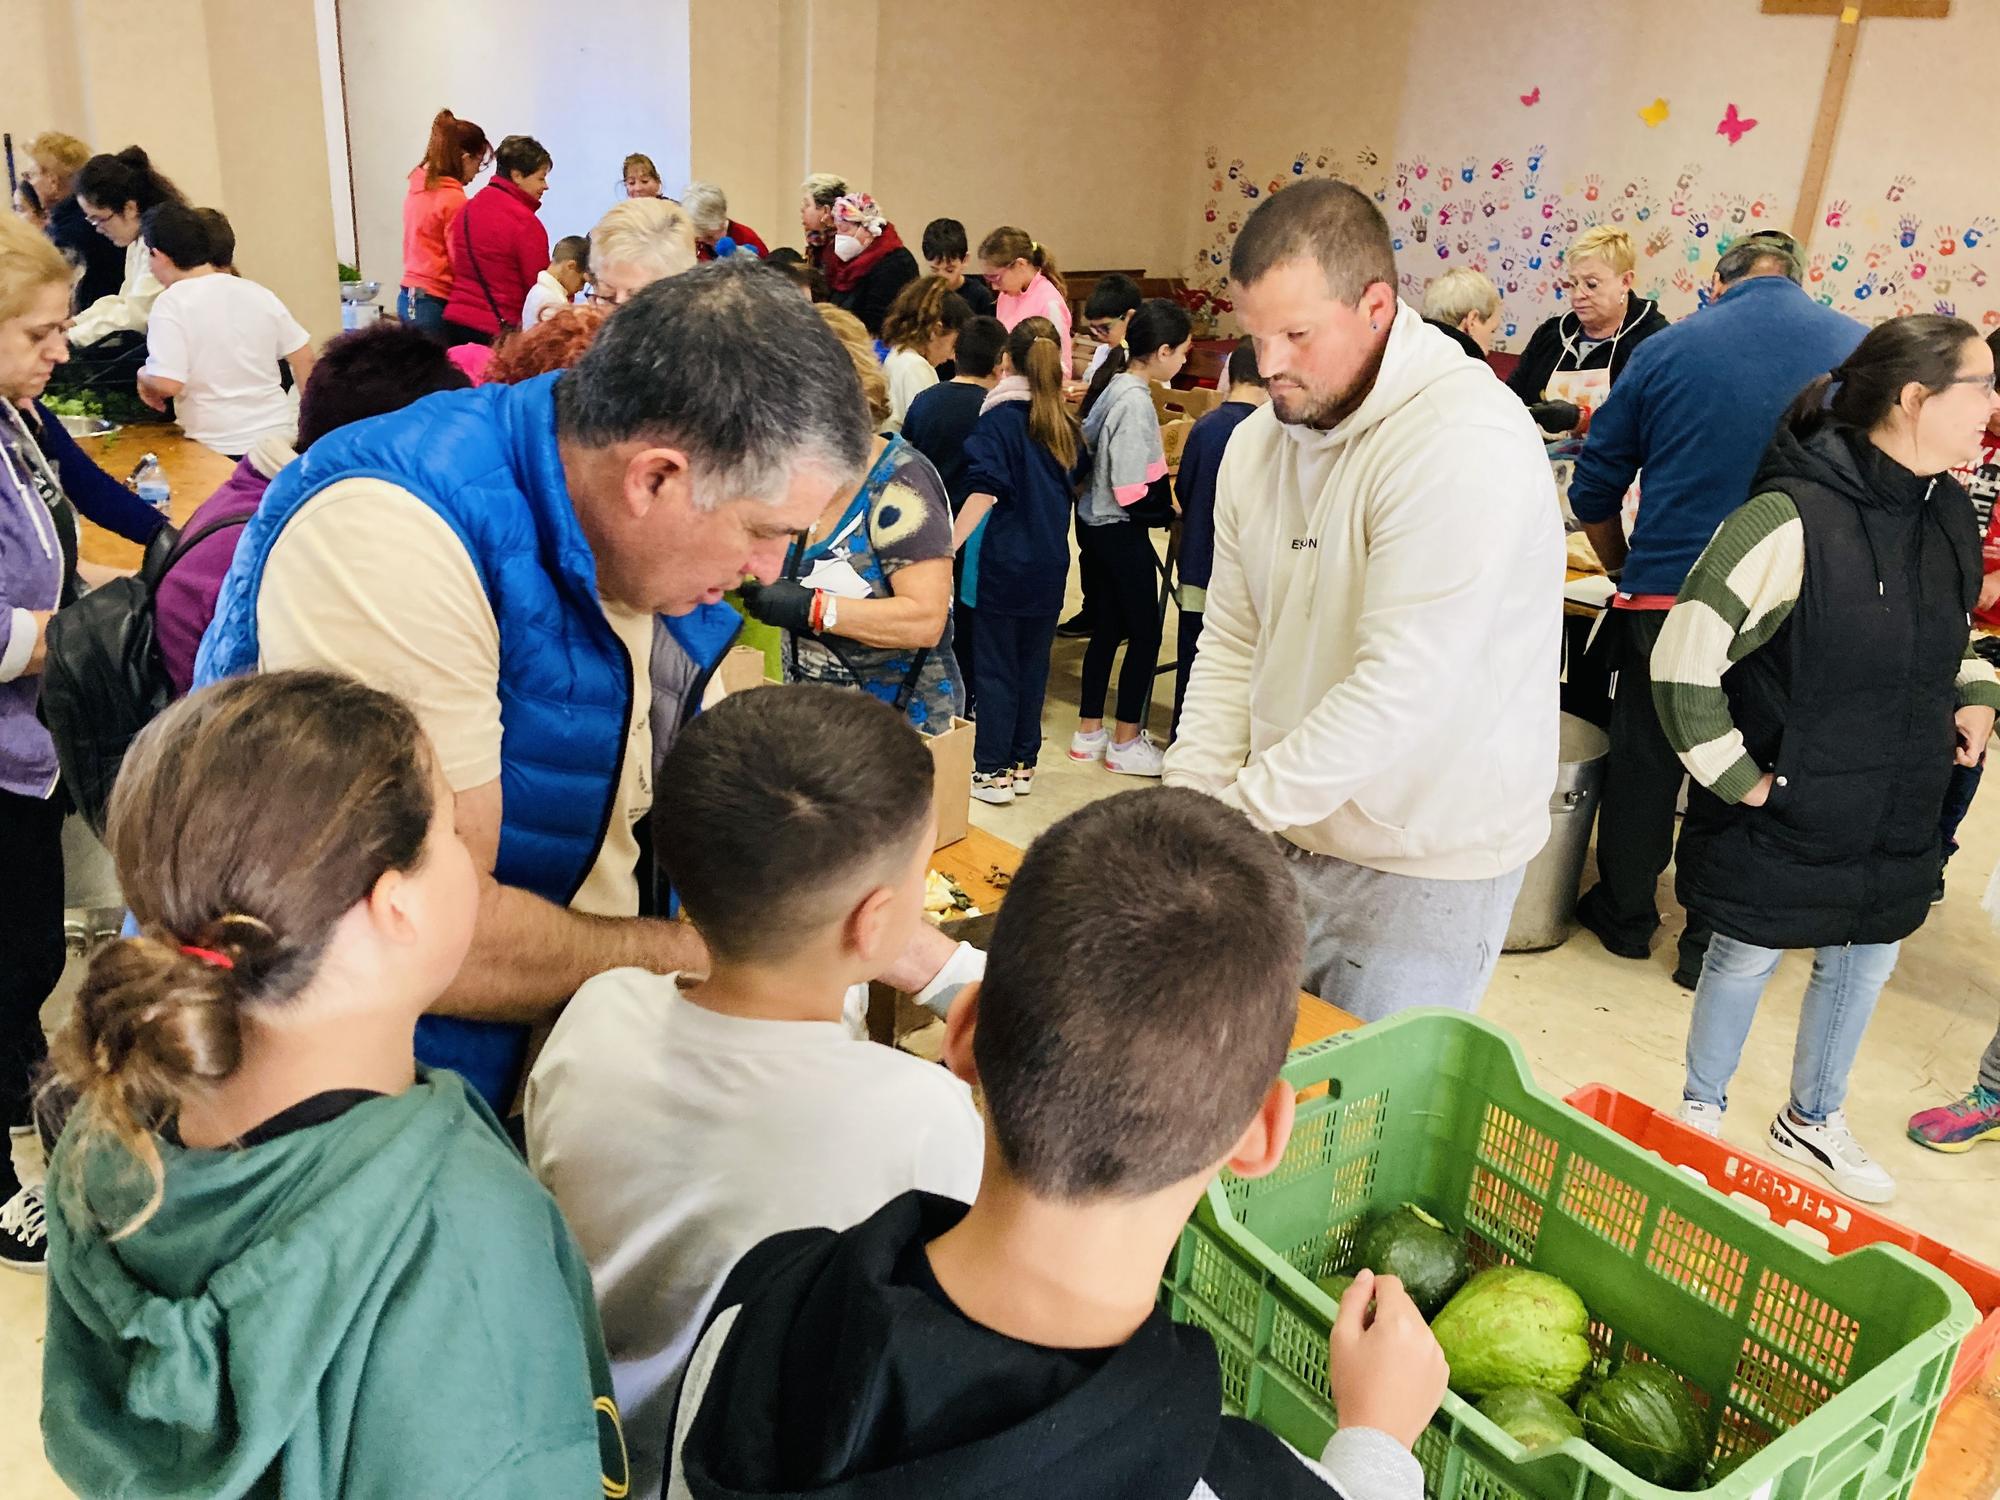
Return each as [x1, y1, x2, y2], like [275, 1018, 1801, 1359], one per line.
[0, 788, 65, 1133]
[1077, 521, 1164, 726]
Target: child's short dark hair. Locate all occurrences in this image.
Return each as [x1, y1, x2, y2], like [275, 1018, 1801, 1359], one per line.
[551, 234, 590, 269]
[140, 202, 216, 271]
[975, 788, 1304, 1199]
[1083, 273, 1144, 321]
[653, 686, 936, 962]
[953, 316, 1007, 379]
[1226, 337, 1263, 389]
[922, 218, 969, 263]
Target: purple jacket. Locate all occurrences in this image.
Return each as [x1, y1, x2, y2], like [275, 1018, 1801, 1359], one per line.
[0, 403, 169, 799]
[155, 438, 294, 695]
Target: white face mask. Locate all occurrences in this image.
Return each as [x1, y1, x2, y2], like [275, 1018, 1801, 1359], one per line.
[833, 233, 864, 263]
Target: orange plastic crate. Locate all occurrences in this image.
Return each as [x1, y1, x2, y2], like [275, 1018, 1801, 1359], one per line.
[1566, 1082, 2000, 1406]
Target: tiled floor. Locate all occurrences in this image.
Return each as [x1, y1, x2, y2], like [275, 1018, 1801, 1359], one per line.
[11, 604, 2000, 1492]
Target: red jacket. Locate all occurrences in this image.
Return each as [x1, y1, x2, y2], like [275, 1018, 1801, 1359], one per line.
[697, 220, 769, 261]
[442, 179, 549, 335]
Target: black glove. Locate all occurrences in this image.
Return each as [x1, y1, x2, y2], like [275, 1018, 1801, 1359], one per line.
[1528, 400, 1582, 435]
[738, 578, 817, 633]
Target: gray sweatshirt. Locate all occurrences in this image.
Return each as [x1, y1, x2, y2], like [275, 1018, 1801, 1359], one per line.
[1079, 371, 1167, 526]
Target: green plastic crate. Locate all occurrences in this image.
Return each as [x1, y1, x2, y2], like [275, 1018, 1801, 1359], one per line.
[1162, 1011, 1976, 1500]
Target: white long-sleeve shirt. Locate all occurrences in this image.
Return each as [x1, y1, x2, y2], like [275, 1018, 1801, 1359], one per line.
[1164, 302, 1565, 879]
[70, 238, 164, 347]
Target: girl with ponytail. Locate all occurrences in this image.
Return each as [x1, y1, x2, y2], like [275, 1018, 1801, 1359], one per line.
[951, 317, 1088, 803]
[879, 274, 973, 430]
[400, 109, 491, 332]
[1657, 314, 2000, 1202]
[980, 225, 1073, 379]
[39, 672, 627, 1499]
[1069, 298, 1191, 777]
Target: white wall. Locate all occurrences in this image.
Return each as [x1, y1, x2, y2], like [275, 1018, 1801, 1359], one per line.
[314, 0, 357, 267]
[337, 0, 691, 290]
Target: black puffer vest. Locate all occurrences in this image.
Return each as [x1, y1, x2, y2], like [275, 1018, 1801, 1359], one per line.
[1676, 424, 1979, 950]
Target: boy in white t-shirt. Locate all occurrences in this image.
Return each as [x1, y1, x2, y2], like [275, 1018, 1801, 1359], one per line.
[523, 234, 590, 326]
[137, 203, 313, 457]
[526, 684, 984, 1500]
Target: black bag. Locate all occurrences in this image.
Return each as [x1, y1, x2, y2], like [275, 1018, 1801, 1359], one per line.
[1123, 472, 1177, 528]
[40, 514, 249, 836]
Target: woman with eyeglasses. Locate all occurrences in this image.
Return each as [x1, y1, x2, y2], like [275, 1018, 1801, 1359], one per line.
[1504, 225, 1668, 435]
[401, 110, 491, 335]
[440, 135, 554, 346]
[49, 147, 186, 406]
[584, 198, 697, 309]
[0, 215, 171, 1266]
[1656, 314, 2000, 1204]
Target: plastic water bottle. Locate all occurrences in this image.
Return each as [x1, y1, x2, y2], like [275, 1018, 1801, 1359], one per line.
[132, 454, 171, 517]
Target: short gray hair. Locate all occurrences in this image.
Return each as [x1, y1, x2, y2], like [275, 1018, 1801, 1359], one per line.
[589, 198, 697, 283]
[1422, 267, 1500, 327]
[681, 180, 729, 239]
[1716, 234, 1802, 287]
[555, 259, 870, 508]
[801, 172, 846, 209]
[1230, 179, 1396, 304]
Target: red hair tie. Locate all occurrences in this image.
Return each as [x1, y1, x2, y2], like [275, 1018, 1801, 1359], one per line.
[180, 945, 235, 971]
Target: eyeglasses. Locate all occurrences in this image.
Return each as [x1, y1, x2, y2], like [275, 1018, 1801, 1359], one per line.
[1948, 374, 1998, 394]
[81, 207, 115, 227]
[587, 284, 634, 308]
[1086, 320, 1120, 339]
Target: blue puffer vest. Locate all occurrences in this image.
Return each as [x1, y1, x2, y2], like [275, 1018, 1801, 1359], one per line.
[197, 374, 692, 1108]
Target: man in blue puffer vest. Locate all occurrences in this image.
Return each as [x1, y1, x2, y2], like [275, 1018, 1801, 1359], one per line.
[196, 262, 982, 1108]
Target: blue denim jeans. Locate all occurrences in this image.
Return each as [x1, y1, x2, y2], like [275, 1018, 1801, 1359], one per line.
[1684, 933, 1901, 1122]
[397, 286, 448, 333]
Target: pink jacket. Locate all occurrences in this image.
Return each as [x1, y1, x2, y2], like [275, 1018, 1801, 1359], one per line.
[442, 179, 550, 336]
[995, 272, 1073, 379]
[402, 167, 469, 300]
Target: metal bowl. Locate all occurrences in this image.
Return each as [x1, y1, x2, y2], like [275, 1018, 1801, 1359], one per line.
[55, 413, 118, 438]
[339, 280, 383, 304]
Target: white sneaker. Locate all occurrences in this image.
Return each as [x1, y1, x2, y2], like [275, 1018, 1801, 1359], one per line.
[1767, 1109, 1896, 1203]
[1012, 764, 1035, 797]
[1105, 731, 1166, 778]
[1678, 1099, 1723, 1138]
[1069, 728, 1109, 762]
[970, 771, 1014, 806]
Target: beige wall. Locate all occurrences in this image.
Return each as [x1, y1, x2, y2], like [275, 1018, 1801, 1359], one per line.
[4, 0, 342, 345]
[1174, 0, 1996, 344]
[688, 0, 1191, 275]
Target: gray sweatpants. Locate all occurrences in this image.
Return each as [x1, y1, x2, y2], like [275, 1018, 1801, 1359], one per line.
[1981, 1021, 2000, 1095]
[1282, 843, 1526, 1024]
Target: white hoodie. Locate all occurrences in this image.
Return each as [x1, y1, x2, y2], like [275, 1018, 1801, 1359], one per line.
[1164, 302, 1563, 879]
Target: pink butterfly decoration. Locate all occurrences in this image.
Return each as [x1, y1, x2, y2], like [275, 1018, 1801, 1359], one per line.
[1716, 103, 1757, 145]
[1520, 86, 1541, 106]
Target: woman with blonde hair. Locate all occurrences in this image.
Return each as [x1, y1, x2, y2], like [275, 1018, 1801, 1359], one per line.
[879, 275, 973, 430]
[979, 225, 1073, 378]
[24, 130, 124, 310]
[0, 214, 168, 1267]
[1505, 225, 1667, 433]
[585, 197, 697, 307]
[800, 171, 847, 273]
[735, 303, 963, 732]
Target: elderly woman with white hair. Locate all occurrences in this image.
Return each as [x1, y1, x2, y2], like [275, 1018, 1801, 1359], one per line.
[800, 171, 847, 274]
[1421, 266, 1503, 360]
[824, 191, 919, 336]
[682, 181, 768, 262]
[585, 197, 698, 309]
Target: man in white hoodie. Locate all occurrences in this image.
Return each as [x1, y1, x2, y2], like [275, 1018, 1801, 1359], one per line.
[1165, 181, 1563, 1020]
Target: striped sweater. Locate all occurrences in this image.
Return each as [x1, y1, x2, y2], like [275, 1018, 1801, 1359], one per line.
[1652, 489, 2000, 804]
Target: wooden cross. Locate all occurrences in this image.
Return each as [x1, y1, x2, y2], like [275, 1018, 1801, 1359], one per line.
[1763, 0, 1950, 245]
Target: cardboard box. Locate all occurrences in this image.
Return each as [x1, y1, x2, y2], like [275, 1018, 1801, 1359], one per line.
[715, 644, 774, 698]
[927, 716, 973, 850]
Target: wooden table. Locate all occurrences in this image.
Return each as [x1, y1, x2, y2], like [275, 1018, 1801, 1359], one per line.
[928, 826, 2000, 1494]
[69, 426, 234, 569]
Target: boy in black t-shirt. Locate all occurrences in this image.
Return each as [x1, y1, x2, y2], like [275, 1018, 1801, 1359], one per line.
[903, 315, 1007, 714]
[922, 218, 998, 319]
